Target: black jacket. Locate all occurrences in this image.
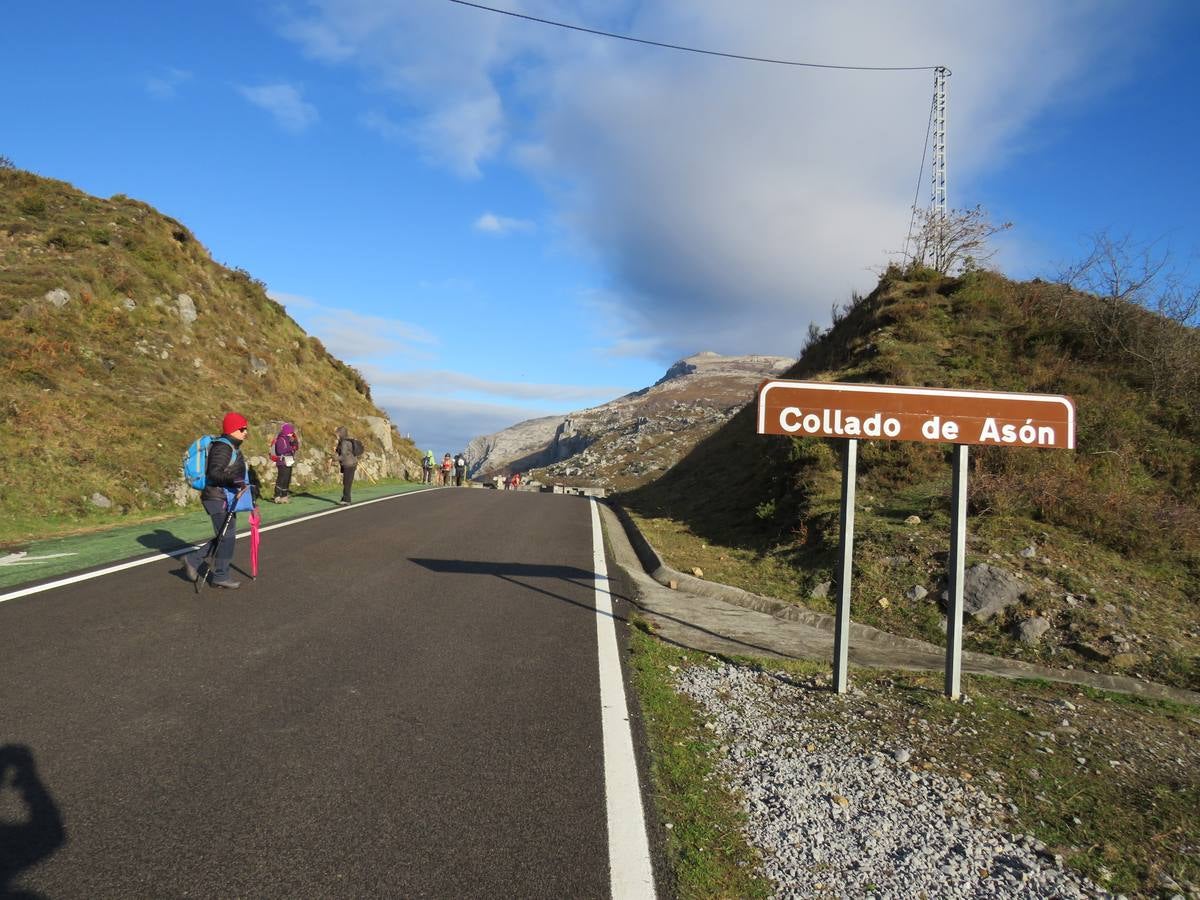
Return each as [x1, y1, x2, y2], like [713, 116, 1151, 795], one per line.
[200, 435, 259, 503]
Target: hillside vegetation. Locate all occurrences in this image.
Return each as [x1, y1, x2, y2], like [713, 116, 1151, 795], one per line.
[625, 268, 1200, 690]
[0, 167, 419, 541]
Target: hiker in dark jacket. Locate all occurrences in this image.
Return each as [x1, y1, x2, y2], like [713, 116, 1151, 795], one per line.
[271, 422, 300, 503]
[334, 426, 359, 504]
[182, 412, 260, 589]
[454, 452, 467, 486]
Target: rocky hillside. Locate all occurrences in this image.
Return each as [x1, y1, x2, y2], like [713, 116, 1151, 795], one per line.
[466, 352, 793, 490]
[0, 167, 421, 540]
[624, 268, 1200, 690]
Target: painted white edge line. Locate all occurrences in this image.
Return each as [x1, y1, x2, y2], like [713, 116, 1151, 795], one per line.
[757, 381, 1077, 449]
[0, 489, 429, 604]
[591, 499, 656, 899]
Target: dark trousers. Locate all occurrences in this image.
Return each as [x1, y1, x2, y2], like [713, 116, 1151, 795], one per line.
[423, 467, 433, 484]
[275, 465, 293, 498]
[341, 465, 356, 502]
[455, 470, 464, 486]
[184, 499, 236, 581]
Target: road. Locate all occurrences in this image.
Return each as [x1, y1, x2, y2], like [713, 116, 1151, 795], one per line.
[0, 489, 657, 899]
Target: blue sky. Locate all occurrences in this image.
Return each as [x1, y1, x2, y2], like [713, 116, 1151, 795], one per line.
[4, 1, 1197, 452]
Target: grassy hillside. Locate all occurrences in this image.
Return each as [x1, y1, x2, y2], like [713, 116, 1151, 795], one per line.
[0, 167, 419, 541]
[624, 267, 1200, 689]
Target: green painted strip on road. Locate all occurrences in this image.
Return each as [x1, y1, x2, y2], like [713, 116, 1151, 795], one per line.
[0, 482, 435, 591]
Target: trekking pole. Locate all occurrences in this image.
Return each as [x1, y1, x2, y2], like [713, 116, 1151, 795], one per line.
[194, 487, 247, 594]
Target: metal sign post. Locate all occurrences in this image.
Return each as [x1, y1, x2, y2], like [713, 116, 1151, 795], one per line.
[756, 380, 1075, 699]
[944, 444, 968, 699]
[832, 439, 857, 694]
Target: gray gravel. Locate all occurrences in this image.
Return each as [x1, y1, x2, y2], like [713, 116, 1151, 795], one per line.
[676, 661, 1114, 899]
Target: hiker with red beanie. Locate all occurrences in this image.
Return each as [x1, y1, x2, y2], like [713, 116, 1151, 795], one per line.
[181, 412, 260, 589]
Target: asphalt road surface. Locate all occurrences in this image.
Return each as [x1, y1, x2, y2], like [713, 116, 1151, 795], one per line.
[0, 489, 655, 899]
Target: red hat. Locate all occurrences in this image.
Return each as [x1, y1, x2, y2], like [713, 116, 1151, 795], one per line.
[222, 412, 248, 434]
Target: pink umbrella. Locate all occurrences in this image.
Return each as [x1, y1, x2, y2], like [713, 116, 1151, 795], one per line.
[248, 506, 262, 579]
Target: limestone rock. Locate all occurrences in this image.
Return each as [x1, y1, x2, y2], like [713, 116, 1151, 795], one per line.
[249, 355, 268, 377]
[45, 288, 71, 308]
[1015, 617, 1051, 645]
[176, 293, 197, 325]
[362, 415, 395, 452]
[905, 585, 928, 602]
[949, 564, 1027, 622]
[90, 492, 112, 509]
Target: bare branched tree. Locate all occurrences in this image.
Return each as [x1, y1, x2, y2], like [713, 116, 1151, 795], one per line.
[905, 204, 1012, 275]
[1056, 231, 1200, 401]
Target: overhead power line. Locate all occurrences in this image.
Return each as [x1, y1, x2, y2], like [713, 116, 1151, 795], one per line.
[446, 0, 940, 72]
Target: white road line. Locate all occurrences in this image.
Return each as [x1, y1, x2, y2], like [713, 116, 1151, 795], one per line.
[591, 498, 657, 899]
[0, 489, 427, 604]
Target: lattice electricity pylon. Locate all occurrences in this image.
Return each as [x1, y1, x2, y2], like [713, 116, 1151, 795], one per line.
[931, 66, 950, 270]
[931, 69, 950, 214]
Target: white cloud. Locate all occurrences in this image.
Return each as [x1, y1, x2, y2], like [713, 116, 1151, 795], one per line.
[268, 290, 435, 359]
[377, 394, 554, 454]
[360, 110, 405, 142]
[361, 366, 624, 404]
[474, 212, 535, 235]
[276, 1, 1147, 359]
[238, 82, 319, 132]
[146, 68, 192, 99]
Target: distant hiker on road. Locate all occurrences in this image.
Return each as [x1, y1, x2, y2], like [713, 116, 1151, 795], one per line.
[422, 450, 435, 484]
[270, 422, 300, 503]
[334, 426, 361, 505]
[454, 452, 467, 486]
[182, 412, 260, 589]
[441, 453, 453, 486]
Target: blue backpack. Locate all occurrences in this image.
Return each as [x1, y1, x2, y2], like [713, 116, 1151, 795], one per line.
[183, 435, 237, 490]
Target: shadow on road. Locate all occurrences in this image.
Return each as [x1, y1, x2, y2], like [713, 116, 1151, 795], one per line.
[0, 744, 66, 900]
[409, 558, 635, 619]
[293, 492, 338, 506]
[136, 529, 194, 555]
[411, 559, 597, 580]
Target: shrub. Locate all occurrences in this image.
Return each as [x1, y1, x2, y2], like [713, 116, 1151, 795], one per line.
[16, 194, 46, 215]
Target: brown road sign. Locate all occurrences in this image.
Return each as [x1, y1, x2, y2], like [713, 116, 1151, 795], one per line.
[757, 380, 1075, 449]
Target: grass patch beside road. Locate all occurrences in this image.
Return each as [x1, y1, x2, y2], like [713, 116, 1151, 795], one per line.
[0, 480, 428, 591]
[627, 621, 770, 900]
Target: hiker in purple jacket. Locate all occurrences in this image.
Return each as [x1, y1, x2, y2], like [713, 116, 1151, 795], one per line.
[271, 422, 300, 503]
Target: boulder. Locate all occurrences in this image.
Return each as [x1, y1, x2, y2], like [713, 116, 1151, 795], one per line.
[1015, 617, 1051, 645]
[45, 288, 71, 308]
[943, 564, 1026, 621]
[90, 492, 112, 509]
[176, 293, 197, 325]
[362, 415, 394, 452]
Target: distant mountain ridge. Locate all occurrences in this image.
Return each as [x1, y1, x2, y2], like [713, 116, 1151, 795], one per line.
[465, 352, 793, 489]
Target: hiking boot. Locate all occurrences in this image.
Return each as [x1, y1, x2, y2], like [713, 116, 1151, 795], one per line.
[183, 557, 201, 582]
[210, 578, 241, 590]
[338, 499, 351, 505]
